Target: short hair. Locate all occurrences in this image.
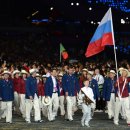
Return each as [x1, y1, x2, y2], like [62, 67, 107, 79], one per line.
[68, 65, 73, 69]
[83, 80, 89, 86]
[50, 68, 57, 72]
[83, 79, 89, 83]
[95, 68, 99, 71]
[45, 67, 51, 71]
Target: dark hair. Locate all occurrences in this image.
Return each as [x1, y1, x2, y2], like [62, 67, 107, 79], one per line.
[83, 79, 89, 83]
[68, 65, 73, 69]
[50, 68, 57, 72]
[44, 67, 51, 71]
[95, 68, 100, 70]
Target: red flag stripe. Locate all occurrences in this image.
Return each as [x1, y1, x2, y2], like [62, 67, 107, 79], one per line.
[85, 33, 113, 57]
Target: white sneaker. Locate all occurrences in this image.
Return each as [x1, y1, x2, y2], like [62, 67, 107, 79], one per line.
[87, 125, 90, 127]
[26, 121, 31, 124]
[6, 121, 13, 124]
[81, 121, 84, 127]
[85, 123, 90, 127]
[69, 119, 73, 121]
[108, 116, 112, 119]
[114, 122, 119, 126]
[90, 117, 92, 120]
[35, 120, 43, 123]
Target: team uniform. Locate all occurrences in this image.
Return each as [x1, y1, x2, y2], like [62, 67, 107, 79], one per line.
[114, 77, 130, 125]
[58, 80, 65, 116]
[88, 79, 100, 111]
[0, 79, 14, 123]
[37, 79, 46, 117]
[62, 74, 80, 121]
[103, 77, 116, 119]
[13, 77, 21, 114]
[19, 77, 26, 118]
[94, 74, 104, 111]
[25, 76, 42, 123]
[45, 76, 60, 121]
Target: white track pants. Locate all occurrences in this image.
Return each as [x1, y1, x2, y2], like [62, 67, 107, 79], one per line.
[72, 96, 78, 114]
[25, 94, 41, 122]
[107, 93, 115, 118]
[81, 103, 91, 125]
[114, 97, 130, 124]
[66, 96, 76, 120]
[59, 96, 65, 116]
[127, 94, 130, 119]
[48, 93, 59, 121]
[19, 94, 26, 118]
[14, 92, 20, 113]
[1, 101, 12, 123]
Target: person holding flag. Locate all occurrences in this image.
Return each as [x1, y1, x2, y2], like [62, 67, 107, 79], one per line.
[114, 68, 130, 126]
[84, 7, 130, 126]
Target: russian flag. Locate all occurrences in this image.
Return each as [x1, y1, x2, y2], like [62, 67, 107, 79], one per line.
[85, 8, 114, 57]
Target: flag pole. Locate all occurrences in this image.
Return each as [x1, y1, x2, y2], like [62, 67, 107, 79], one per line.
[60, 44, 61, 63]
[110, 8, 120, 95]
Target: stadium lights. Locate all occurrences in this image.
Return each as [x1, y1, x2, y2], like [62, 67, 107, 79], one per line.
[71, 3, 74, 6]
[121, 19, 125, 24]
[50, 7, 54, 10]
[71, 2, 79, 6]
[86, 0, 130, 12]
[89, 7, 92, 10]
[76, 3, 79, 6]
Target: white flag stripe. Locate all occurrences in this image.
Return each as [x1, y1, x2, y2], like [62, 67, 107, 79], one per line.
[99, 8, 111, 27]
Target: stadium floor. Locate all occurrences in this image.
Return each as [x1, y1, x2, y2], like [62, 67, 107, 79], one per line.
[0, 110, 129, 130]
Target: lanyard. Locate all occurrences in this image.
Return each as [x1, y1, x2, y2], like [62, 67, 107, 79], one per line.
[119, 78, 127, 98]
